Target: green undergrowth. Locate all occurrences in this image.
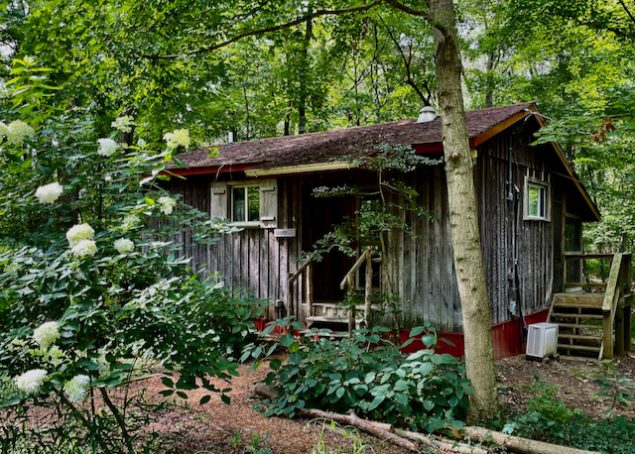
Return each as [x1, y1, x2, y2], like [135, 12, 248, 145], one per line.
[244, 322, 472, 434]
[495, 377, 635, 454]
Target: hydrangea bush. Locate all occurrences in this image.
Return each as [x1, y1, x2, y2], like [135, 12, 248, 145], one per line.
[0, 64, 261, 452]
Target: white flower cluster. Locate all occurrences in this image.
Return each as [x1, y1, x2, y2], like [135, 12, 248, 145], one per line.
[97, 138, 118, 157]
[66, 223, 95, 246]
[66, 223, 97, 257]
[14, 369, 47, 394]
[35, 182, 63, 204]
[158, 196, 176, 215]
[111, 115, 134, 133]
[114, 238, 134, 254]
[63, 374, 90, 403]
[0, 120, 35, 145]
[33, 321, 60, 350]
[163, 128, 190, 149]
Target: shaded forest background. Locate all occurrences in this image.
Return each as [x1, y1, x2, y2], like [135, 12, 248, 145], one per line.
[1, 0, 633, 253]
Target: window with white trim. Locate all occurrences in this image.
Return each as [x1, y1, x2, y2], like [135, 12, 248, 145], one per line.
[524, 178, 550, 221]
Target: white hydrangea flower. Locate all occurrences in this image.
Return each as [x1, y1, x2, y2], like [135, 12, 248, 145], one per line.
[35, 182, 63, 204]
[158, 196, 176, 215]
[97, 138, 118, 157]
[163, 128, 190, 149]
[66, 223, 95, 247]
[0, 122, 10, 143]
[14, 369, 47, 394]
[63, 374, 90, 403]
[111, 115, 134, 133]
[33, 321, 60, 350]
[114, 238, 134, 254]
[6, 120, 35, 145]
[71, 239, 97, 257]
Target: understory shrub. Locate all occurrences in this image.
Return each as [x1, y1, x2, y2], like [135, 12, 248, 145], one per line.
[499, 380, 635, 454]
[0, 60, 263, 452]
[249, 324, 472, 433]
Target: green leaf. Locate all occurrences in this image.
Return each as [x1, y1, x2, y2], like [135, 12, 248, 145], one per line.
[199, 395, 211, 405]
[409, 326, 426, 338]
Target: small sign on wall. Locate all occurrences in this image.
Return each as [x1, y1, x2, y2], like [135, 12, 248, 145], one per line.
[274, 228, 296, 238]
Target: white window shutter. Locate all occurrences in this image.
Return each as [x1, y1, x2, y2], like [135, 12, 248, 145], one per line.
[259, 179, 278, 228]
[210, 182, 228, 219]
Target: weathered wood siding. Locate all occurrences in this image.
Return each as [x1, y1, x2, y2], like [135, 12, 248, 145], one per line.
[165, 175, 305, 319]
[476, 129, 555, 326]
[383, 165, 462, 331]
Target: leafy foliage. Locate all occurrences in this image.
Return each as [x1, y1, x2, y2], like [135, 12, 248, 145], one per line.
[0, 60, 263, 452]
[252, 325, 472, 433]
[499, 379, 635, 454]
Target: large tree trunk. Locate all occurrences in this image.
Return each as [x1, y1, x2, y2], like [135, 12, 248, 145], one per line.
[427, 0, 498, 422]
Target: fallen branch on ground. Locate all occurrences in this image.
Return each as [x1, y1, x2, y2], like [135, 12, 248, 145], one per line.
[457, 426, 598, 454]
[255, 384, 483, 453]
[254, 384, 600, 454]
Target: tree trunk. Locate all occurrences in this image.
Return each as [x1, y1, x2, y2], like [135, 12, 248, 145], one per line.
[426, 0, 498, 422]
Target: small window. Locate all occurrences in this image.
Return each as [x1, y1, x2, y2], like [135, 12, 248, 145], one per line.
[524, 179, 550, 221]
[232, 186, 260, 224]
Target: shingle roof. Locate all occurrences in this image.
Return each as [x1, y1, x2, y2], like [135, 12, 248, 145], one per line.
[173, 102, 535, 170]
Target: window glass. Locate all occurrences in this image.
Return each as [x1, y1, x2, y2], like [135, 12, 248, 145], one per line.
[527, 183, 546, 219]
[232, 187, 245, 222]
[247, 186, 260, 222]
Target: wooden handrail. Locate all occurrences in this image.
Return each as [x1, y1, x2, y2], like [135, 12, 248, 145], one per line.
[340, 248, 373, 290]
[287, 256, 316, 318]
[600, 253, 632, 359]
[601, 254, 623, 313]
[289, 256, 313, 284]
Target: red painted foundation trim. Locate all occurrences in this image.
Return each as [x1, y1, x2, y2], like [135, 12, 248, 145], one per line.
[254, 308, 550, 360]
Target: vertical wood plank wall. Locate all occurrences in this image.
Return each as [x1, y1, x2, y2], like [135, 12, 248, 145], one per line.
[166, 126, 582, 332]
[166, 175, 304, 319]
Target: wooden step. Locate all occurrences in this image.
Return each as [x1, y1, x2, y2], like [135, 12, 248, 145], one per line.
[556, 323, 603, 330]
[551, 312, 603, 319]
[557, 343, 601, 352]
[553, 293, 604, 308]
[306, 316, 363, 325]
[558, 333, 602, 341]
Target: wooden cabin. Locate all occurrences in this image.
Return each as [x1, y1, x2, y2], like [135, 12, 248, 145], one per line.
[165, 102, 632, 360]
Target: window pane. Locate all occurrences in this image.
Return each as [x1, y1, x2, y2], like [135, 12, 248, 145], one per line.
[232, 187, 245, 222]
[247, 187, 260, 222]
[528, 185, 540, 217]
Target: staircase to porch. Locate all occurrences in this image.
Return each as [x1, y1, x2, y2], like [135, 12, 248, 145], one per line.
[547, 253, 633, 360]
[286, 247, 379, 334]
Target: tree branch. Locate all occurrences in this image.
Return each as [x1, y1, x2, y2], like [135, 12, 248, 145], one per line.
[143, 2, 384, 60]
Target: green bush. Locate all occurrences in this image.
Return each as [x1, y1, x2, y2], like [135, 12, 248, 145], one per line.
[499, 380, 635, 454]
[251, 325, 472, 433]
[0, 64, 263, 452]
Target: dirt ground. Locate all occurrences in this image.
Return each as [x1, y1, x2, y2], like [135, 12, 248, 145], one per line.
[143, 363, 411, 454]
[141, 354, 634, 453]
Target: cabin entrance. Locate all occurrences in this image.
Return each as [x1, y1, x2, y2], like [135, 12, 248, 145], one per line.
[302, 190, 356, 303]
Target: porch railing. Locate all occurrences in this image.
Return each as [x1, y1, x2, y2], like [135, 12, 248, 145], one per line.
[287, 256, 314, 320]
[601, 253, 632, 358]
[560, 252, 632, 359]
[339, 247, 374, 332]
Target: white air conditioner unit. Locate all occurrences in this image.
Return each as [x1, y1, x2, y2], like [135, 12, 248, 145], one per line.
[526, 323, 559, 359]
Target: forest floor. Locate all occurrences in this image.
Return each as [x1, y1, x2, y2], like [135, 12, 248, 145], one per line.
[141, 353, 635, 453]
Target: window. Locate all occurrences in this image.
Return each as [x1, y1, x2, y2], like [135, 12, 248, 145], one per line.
[232, 186, 260, 224]
[524, 178, 550, 221]
[210, 179, 278, 228]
